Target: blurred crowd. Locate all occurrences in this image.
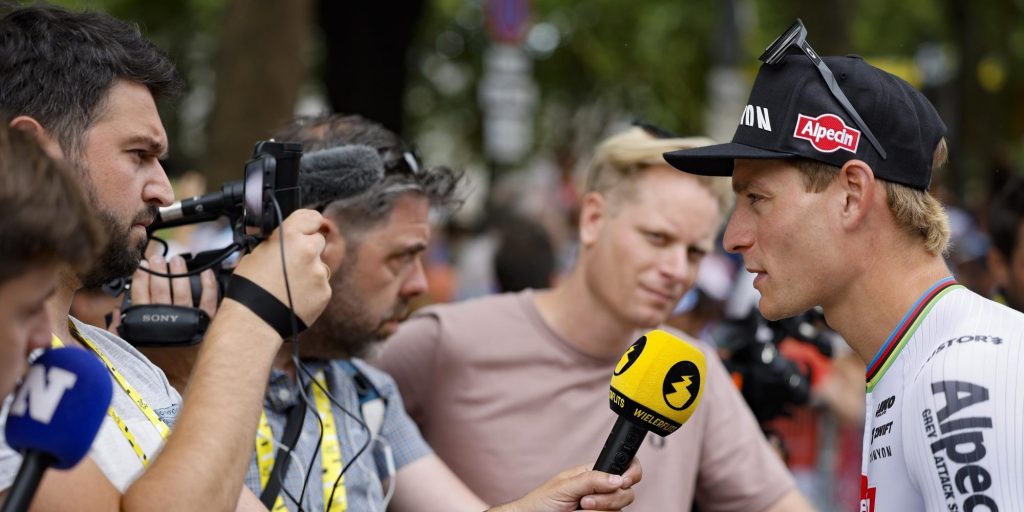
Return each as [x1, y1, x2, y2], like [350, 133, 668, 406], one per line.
[8, 2, 1024, 512]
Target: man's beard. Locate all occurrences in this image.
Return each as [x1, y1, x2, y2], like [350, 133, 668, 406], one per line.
[73, 158, 158, 289]
[79, 207, 156, 289]
[301, 262, 411, 360]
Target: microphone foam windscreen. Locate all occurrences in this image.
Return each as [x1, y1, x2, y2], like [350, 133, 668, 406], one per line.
[5, 348, 113, 469]
[608, 329, 707, 437]
[299, 145, 386, 208]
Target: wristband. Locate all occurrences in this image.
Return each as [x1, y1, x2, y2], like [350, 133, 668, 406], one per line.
[224, 274, 307, 338]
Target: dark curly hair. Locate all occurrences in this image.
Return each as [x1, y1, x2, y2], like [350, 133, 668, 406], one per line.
[274, 113, 462, 244]
[0, 3, 183, 156]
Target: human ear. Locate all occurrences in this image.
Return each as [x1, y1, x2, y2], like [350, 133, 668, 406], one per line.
[9, 116, 65, 160]
[579, 192, 607, 247]
[837, 160, 877, 228]
[318, 216, 347, 275]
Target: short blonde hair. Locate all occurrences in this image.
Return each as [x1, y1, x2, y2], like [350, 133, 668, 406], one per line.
[794, 139, 951, 255]
[585, 127, 733, 219]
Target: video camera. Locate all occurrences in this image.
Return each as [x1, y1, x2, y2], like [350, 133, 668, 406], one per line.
[115, 140, 303, 347]
[155, 140, 302, 247]
[712, 306, 834, 423]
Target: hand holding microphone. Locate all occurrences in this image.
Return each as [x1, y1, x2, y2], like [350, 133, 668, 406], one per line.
[2, 348, 113, 512]
[595, 329, 707, 474]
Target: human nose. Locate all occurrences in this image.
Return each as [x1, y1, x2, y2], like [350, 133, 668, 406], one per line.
[400, 258, 429, 298]
[659, 246, 692, 285]
[26, 311, 53, 355]
[144, 161, 174, 207]
[722, 212, 750, 255]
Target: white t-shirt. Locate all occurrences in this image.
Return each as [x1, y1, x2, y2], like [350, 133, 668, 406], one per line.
[861, 277, 1024, 511]
[0, 319, 180, 492]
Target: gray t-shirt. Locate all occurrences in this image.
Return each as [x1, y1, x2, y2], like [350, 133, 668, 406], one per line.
[0, 318, 181, 491]
[242, 358, 432, 511]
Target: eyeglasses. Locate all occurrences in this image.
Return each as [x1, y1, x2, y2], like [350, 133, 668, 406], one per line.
[759, 19, 887, 159]
[381, 148, 422, 176]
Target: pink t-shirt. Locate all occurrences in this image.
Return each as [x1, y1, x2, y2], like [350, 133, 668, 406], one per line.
[373, 290, 795, 511]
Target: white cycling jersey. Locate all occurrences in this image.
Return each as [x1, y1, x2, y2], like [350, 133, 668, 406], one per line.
[861, 276, 1024, 512]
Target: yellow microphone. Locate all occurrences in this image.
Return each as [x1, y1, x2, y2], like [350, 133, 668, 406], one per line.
[595, 329, 707, 474]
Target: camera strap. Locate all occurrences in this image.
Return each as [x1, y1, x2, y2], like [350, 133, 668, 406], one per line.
[258, 403, 305, 510]
[224, 274, 307, 338]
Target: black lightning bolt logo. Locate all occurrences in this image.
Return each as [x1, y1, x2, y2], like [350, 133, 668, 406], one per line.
[614, 336, 647, 376]
[662, 360, 700, 411]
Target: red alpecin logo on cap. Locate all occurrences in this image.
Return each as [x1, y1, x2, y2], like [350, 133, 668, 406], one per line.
[793, 113, 861, 154]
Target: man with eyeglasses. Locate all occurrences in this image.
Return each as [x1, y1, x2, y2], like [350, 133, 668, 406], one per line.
[375, 126, 813, 511]
[666, 19, 1024, 512]
[136, 114, 642, 512]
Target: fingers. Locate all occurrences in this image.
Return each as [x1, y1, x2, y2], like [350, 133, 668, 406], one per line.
[132, 260, 151, 305]
[147, 255, 171, 305]
[620, 458, 642, 489]
[567, 461, 641, 512]
[232, 208, 333, 329]
[569, 471, 634, 511]
[554, 463, 591, 481]
[169, 256, 191, 306]
[557, 470, 626, 500]
[134, 255, 194, 307]
[578, 485, 634, 511]
[198, 269, 219, 317]
[280, 209, 326, 237]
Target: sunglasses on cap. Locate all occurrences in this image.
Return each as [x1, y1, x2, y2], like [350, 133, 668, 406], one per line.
[632, 119, 680, 139]
[760, 19, 887, 160]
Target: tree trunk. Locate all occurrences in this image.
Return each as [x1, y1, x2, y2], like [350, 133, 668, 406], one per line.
[794, 0, 856, 55]
[203, 0, 312, 188]
[318, 0, 427, 136]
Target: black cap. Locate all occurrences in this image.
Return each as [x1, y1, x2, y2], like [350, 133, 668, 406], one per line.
[664, 55, 946, 190]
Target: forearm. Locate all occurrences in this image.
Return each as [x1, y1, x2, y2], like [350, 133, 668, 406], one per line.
[124, 301, 279, 511]
[763, 488, 816, 512]
[389, 455, 488, 512]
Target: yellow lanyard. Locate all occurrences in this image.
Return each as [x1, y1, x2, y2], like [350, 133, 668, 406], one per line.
[256, 370, 347, 511]
[52, 324, 171, 467]
[256, 413, 288, 512]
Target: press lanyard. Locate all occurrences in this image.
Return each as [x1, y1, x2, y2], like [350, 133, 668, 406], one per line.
[256, 412, 289, 512]
[52, 324, 171, 467]
[256, 370, 347, 511]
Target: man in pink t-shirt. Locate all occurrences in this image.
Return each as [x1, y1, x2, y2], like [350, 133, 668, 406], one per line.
[375, 127, 813, 511]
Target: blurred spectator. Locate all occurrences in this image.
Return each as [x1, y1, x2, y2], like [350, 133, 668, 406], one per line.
[986, 176, 1024, 311]
[493, 215, 556, 292]
[666, 250, 734, 340]
[944, 203, 991, 295]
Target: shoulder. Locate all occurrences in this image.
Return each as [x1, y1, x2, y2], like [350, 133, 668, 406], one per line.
[388, 291, 530, 348]
[72, 319, 162, 376]
[70, 318, 181, 405]
[412, 291, 529, 324]
[904, 290, 1024, 417]
[347, 358, 399, 394]
[914, 289, 1024, 374]
[899, 294, 1024, 510]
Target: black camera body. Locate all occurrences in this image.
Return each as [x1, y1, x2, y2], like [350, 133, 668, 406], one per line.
[712, 307, 833, 423]
[152, 141, 302, 246]
[116, 140, 303, 347]
[240, 140, 302, 246]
